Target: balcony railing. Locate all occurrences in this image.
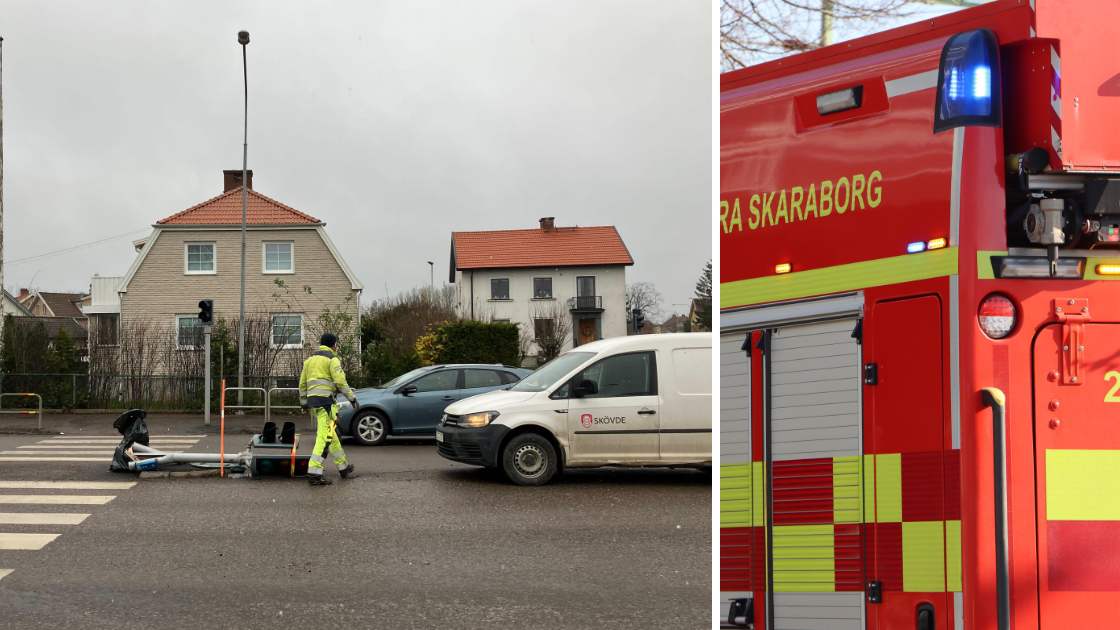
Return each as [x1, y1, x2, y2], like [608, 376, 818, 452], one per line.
[567, 296, 603, 310]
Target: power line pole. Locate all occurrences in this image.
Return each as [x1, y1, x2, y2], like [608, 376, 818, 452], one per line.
[821, 0, 835, 47]
[237, 30, 250, 408]
[0, 37, 5, 346]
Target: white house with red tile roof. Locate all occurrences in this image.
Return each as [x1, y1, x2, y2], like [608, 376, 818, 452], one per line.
[108, 171, 362, 373]
[450, 217, 633, 363]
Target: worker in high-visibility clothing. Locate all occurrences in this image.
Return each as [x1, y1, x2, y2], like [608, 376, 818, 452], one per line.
[299, 332, 357, 486]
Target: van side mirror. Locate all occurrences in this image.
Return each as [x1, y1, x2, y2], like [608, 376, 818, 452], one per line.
[399, 385, 418, 396]
[573, 379, 598, 398]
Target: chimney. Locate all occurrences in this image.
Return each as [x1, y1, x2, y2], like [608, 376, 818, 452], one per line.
[539, 217, 555, 230]
[18, 288, 29, 301]
[223, 169, 254, 192]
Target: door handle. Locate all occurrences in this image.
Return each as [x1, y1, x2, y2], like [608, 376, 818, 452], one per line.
[554, 409, 567, 414]
[638, 408, 656, 415]
[441, 396, 455, 401]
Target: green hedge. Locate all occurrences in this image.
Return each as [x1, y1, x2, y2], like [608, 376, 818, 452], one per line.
[417, 321, 520, 367]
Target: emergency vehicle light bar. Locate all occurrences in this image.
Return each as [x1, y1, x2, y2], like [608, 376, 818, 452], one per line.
[934, 28, 1001, 134]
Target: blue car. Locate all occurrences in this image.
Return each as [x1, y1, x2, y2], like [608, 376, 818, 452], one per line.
[336, 364, 533, 445]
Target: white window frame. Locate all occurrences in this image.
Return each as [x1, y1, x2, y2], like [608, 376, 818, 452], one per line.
[184, 242, 217, 275]
[262, 241, 295, 274]
[532, 276, 554, 300]
[175, 315, 204, 350]
[270, 313, 304, 350]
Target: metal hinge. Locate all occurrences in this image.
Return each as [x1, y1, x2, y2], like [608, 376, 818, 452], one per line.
[1053, 299, 1090, 385]
[864, 363, 878, 385]
[866, 580, 882, 604]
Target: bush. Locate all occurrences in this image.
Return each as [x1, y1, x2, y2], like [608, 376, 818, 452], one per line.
[416, 321, 520, 367]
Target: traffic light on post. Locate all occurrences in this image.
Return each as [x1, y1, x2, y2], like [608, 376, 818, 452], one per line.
[633, 308, 645, 332]
[198, 299, 214, 325]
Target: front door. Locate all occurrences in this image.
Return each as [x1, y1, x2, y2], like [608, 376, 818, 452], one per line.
[567, 351, 660, 461]
[579, 318, 596, 345]
[398, 369, 461, 432]
[1034, 322, 1120, 627]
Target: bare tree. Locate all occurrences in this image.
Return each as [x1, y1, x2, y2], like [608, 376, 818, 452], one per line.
[529, 301, 573, 364]
[720, 0, 971, 71]
[625, 282, 664, 323]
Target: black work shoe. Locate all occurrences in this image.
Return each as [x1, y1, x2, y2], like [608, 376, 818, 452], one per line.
[339, 464, 357, 479]
[308, 476, 332, 486]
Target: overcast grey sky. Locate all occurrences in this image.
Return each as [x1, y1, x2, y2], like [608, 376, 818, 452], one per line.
[1, 1, 711, 316]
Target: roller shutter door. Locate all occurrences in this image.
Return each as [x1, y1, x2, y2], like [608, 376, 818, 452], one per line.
[768, 319, 864, 630]
[720, 332, 756, 603]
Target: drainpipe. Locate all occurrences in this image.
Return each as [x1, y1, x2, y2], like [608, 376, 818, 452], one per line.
[470, 271, 475, 319]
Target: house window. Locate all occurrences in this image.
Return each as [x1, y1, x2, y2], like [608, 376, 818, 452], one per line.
[271, 314, 303, 349]
[97, 314, 120, 347]
[185, 243, 216, 274]
[532, 277, 553, 299]
[176, 315, 204, 349]
[534, 318, 556, 340]
[263, 242, 293, 273]
[576, 276, 596, 297]
[494, 319, 511, 323]
[491, 278, 510, 300]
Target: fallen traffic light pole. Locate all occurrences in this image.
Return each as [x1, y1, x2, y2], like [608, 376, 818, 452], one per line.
[109, 408, 312, 478]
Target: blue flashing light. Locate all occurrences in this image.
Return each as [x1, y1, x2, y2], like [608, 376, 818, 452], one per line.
[937, 29, 997, 126]
[973, 65, 990, 99]
[907, 241, 927, 254]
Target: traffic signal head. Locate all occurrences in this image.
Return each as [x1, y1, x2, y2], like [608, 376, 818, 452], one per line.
[633, 308, 645, 331]
[198, 299, 214, 324]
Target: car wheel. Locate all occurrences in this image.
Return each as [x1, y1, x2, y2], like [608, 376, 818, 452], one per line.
[501, 433, 558, 486]
[351, 410, 389, 446]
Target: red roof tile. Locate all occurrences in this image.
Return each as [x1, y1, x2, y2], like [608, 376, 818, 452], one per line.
[157, 187, 320, 225]
[453, 226, 633, 270]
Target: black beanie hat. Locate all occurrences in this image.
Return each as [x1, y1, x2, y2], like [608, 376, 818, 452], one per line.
[320, 332, 338, 347]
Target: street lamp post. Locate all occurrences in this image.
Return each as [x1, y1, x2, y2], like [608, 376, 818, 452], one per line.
[237, 30, 249, 407]
[427, 261, 434, 300]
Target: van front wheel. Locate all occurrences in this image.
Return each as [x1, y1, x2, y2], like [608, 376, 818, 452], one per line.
[501, 433, 557, 486]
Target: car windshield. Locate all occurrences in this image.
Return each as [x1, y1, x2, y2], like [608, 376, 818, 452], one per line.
[510, 352, 595, 392]
[376, 367, 436, 389]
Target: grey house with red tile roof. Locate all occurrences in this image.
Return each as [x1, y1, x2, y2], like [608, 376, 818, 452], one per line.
[450, 217, 633, 363]
[109, 171, 362, 372]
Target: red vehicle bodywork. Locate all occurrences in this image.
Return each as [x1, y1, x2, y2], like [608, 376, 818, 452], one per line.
[720, 1, 1120, 628]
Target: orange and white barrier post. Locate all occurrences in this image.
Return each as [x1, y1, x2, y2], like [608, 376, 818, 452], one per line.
[220, 379, 226, 477]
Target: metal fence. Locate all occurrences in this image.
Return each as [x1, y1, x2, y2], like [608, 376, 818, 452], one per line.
[0, 373, 387, 412]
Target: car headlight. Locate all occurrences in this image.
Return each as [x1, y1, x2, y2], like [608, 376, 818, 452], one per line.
[460, 411, 499, 428]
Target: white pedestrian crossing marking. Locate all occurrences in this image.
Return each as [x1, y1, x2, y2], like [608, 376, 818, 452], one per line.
[0, 481, 136, 490]
[0, 569, 12, 582]
[1, 451, 117, 456]
[0, 513, 90, 525]
[34, 440, 198, 445]
[0, 495, 115, 505]
[0, 457, 108, 462]
[48, 435, 199, 439]
[0, 533, 60, 550]
[19, 444, 196, 449]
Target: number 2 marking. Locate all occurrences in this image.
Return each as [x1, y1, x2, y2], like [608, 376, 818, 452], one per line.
[1105, 371, 1120, 403]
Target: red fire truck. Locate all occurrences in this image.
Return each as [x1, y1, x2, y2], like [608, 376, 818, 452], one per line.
[719, 1, 1120, 628]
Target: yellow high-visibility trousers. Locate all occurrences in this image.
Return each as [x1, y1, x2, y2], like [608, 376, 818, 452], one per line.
[308, 405, 347, 477]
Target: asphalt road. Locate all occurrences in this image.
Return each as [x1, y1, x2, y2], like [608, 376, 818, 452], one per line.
[0, 423, 712, 629]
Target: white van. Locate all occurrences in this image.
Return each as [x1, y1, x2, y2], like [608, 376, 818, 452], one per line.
[435, 333, 712, 485]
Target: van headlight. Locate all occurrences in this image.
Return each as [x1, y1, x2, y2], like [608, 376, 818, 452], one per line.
[460, 411, 499, 428]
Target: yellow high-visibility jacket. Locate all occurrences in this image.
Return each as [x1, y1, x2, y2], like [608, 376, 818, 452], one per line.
[299, 346, 356, 409]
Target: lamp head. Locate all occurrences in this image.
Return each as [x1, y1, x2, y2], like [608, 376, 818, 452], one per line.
[237, 30, 250, 45]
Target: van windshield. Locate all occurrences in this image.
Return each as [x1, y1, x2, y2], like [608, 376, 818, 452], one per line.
[510, 352, 595, 393]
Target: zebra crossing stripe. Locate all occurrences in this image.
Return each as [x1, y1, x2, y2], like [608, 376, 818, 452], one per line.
[47, 435, 200, 439]
[0, 457, 108, 462]
[0, 533, 60, 550]
[0, 569, 12, 582]
[0, 513, 90, 525]
[0, 495, 115, 505]
[0, 481, 136, 490]
[1, 451, 117, 456]
[19, 445, 194, 449]
[34, 440, 199, 445]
